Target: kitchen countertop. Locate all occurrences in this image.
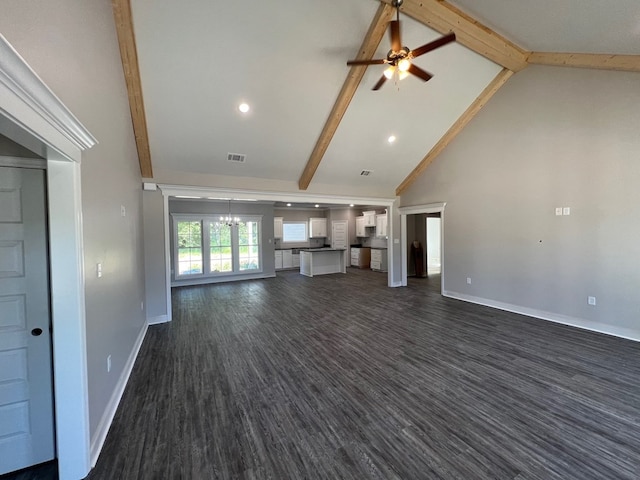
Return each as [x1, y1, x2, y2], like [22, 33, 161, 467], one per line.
[301, 248, 346, 252]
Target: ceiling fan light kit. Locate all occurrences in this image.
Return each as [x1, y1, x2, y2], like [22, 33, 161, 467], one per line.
[346, 0, 456, 90]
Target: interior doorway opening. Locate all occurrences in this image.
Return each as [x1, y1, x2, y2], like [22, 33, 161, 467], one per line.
[405, 212, 442, 293]
[399, 203, 446, 292]
[426, 215, 441, 275]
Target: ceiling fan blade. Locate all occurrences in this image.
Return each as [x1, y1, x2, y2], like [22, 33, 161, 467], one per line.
[410, 32, 456, 58]
[407, 63, 433, 82]
[346, 59, 386, 66]
[372, 75, 387, 91]
[390, 20, 402, 52]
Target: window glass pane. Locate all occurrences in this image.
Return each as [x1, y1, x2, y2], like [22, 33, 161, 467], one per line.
[238, 220, 260, 271]
[283, 222, 307, 242]
[177, 221, 202, 275]
[209, 222, 232, 273]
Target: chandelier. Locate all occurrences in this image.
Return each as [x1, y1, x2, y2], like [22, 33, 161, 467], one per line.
[220, 200, 240, 226]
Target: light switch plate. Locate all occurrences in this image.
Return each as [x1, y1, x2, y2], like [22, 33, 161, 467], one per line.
[555, 207, 563, 216]
[563, 207, 571, 215]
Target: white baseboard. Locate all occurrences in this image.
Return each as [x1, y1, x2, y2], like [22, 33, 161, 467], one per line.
[443, 290, 640, 343]
[148, 314, 169, 325]
[90, 320, 149, 467]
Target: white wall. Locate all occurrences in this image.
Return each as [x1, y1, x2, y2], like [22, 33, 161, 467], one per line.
[401, 65, 640, 340]
[143, 189, 168, 322]
[1, 0, 147, 445]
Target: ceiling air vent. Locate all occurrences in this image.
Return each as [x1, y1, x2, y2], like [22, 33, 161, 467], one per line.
[360, 170, 373, 176]
[227, 152, 246, 163]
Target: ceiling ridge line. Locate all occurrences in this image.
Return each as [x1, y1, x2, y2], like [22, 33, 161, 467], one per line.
[383, 0, 528, 72]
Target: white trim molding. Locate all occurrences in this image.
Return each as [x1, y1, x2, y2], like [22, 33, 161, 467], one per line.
[398, 202, 446, 289]
[90, 322, 148, 467]
[157, 184, 398, 319]
[444, 290, 640, 343]
[0, 34, 97, 480]
[148, 314, 170, 325]
[157, 184, 396, 209]
[0, 34, 97, 160]
[398, 202, 447, 216]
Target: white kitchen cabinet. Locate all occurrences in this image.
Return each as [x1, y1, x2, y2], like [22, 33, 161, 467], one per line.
[309, 217, 327, 238]
[350, 247, 371, 268]
[371, 248, 388, 272]
[376, 213, 388, 238]
[274, 250, 283, 269]
[362, 211, 377, 227]
[282, 249, 293, 269]
[274, 216, 283, 239]
[355, 216, 367, 237]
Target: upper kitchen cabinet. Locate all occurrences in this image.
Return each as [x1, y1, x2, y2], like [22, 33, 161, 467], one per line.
[376, 213, 388, 238]
[309, 217, 327, 238]
[356, 216, 366, 237]
[274, 216, 283, 239]
[362, 211, 376, 227]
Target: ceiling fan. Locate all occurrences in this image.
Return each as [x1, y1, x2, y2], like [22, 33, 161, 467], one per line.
[346, 0, 456, 90]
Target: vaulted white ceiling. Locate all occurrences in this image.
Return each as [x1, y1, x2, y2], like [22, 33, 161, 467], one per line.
[450, 0, 640, 54]
[129, 0, 640, 198]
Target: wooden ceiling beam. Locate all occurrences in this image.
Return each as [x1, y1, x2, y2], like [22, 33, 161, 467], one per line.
[298, 3, 395, 191]
[395, 68, 513, 196]
[527, 52, 640, 72]
[112, 0, 153, 178]
[382, 0, 529, 72]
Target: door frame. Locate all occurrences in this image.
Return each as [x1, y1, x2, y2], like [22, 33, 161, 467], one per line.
[1, 36, 96, 480]
[398, 203, 446, 291]
[158, 185, 397, 320]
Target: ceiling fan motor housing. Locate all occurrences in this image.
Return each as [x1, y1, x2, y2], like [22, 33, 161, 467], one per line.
[387, 47, 411, 65]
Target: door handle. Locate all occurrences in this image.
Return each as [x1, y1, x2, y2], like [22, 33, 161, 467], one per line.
[31, 328, 43, 336]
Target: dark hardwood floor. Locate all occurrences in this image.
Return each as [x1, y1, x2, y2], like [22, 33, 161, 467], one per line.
[62, 268, 640, 478]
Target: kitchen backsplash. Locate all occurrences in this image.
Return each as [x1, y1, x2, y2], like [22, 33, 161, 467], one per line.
[274, 237, 325, 249]
[361, 236, 388, 248]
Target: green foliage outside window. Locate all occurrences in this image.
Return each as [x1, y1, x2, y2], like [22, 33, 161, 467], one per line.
[177, 221, 203, 275]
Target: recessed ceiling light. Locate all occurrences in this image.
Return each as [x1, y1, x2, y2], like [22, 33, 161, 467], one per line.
[388, 135, 396, 144]
[238, 103, 250, 113]
[286, 203, 292, 207]
[349, 204, 355, 207]
[315, 204, 320, 208]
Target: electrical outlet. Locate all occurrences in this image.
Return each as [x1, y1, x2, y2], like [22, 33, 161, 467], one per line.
[588, 296, 596, 306]
[555, 207, 563, 216]
[563, 207, 571, 216]
[107, 355, 112, 372]
[96, 263, 102, 278]
[141, 301, 144, 311]
[466, 277, 472, 285]
[121, 205, 126, 217]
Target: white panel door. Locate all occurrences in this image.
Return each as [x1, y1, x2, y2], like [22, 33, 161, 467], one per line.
[331, 220, 348, 252]
[0, 166, 54, 475]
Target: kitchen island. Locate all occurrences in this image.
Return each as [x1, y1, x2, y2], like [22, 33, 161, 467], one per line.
[299, 248, 346, 277]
